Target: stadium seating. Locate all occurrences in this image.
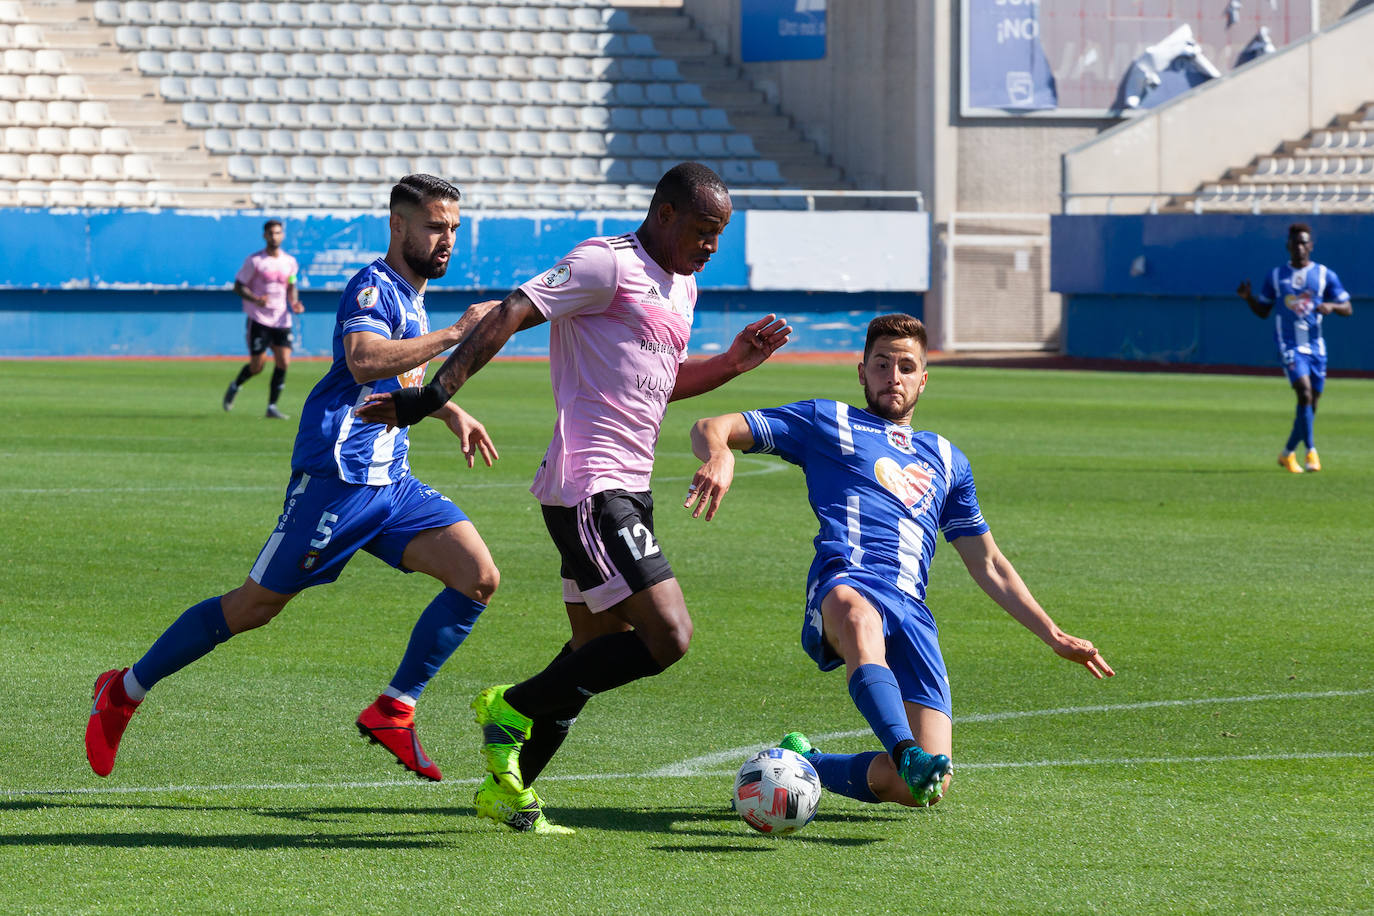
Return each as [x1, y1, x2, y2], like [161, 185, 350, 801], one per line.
[1173, 102, 1374, 212]
[2, 0, 796, 209]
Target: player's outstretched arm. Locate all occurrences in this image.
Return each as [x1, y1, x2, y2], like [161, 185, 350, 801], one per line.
[432, 401, 499, 469]
[346, 298, 500, 385]
[952, 532, 1115, 679]
[355, 290, 545, 427]
[685, 413, 755, 521]
[669, 315, 792, 402]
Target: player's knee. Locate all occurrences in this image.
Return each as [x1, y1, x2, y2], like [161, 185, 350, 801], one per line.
[468, 562, 500, 604]
[645, 615, 692, 668]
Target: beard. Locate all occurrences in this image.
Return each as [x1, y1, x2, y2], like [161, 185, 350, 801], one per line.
[402, 237, 450, 279]
[864, 383, 918, 423]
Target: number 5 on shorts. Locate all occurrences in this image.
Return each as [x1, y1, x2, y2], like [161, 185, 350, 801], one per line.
[310, 512, 340, 549]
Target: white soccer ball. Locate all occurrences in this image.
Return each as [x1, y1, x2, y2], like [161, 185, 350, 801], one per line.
[731, 747, 822, 835]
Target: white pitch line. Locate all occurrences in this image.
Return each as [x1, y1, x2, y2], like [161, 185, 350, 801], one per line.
[6, 688, 1368, 799]
[0, 458, 784, 496]
[648, 688, 1374, 776]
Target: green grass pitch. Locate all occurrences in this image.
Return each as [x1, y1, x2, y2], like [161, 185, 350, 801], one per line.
[1, 358, 1371, 914]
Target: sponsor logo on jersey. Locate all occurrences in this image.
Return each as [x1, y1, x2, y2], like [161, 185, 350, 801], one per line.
[1284, 291, 1315, 316]
[357, 286, 379, 309]
[542, 264, 572, 288]
[874, 456, 935, 515]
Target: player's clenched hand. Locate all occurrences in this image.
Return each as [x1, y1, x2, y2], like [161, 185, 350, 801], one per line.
[727, 315, 792, 374]
[1052, 633, 1115, 679]
[442, 404, 499, 468]
[684, 451, 735, 521]
[1236, 279, 1252, 299]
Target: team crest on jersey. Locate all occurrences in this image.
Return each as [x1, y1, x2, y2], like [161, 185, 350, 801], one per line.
[873, 456, 936, 515]
[541, 264, 572, 288]
[300, 549, 321, 571]
[886, 427, 915, 453]
[357, 286, 379, 309]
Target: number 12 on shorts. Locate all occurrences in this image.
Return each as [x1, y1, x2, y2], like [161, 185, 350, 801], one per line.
[616, 523, 660, 560]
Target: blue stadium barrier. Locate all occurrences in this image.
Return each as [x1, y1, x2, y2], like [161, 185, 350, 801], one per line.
[1052, 214, 1374, 370]
[0, 207, 927, 357]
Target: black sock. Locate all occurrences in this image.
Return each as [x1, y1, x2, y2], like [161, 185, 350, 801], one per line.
[505, 631, 662, 719]
[891, 738, 919, 768]
[269, 367, 286, 405]
[519, 643, 590, 785]
[233, 364, 253, 388]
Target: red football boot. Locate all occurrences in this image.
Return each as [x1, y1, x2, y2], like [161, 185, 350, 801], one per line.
[356, 695, 442, 781]
[86, 668, 140, 777]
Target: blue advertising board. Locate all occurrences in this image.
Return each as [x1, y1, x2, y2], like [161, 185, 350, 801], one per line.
[741, 0, 826, 63]
[965, 0, 1057, 111]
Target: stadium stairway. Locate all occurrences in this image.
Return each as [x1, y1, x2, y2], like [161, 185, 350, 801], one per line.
[1174, 101, 1374, 213]
[620, 5, 849, 193]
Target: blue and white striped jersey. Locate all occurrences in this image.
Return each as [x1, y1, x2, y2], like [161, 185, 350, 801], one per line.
[744, 399, 989, 603]
[291, 258, 431, 485]
[1257, 261, 1349, 357]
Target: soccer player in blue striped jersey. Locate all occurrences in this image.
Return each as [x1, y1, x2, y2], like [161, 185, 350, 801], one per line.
[686, 313, 1113, 807]
[86, 175, 503, 783]
[1237, 222, 1353, 473]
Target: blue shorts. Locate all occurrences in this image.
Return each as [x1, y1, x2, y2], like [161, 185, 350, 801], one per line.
[249, 471, 468, 594]
[804, 563, 952, 719]
[1281, 348, 1326, 392]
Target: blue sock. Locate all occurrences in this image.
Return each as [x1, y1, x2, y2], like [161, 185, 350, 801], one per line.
[387, 588, 485, 700]
[130, 596, 232, 692]
[809, 751, 882, 803]
[1300, 404, 1315, 450]
[848, 663, 914, 757]
[1286, 403, 1313, 452]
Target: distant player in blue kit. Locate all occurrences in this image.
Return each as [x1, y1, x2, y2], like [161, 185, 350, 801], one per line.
[686, 313, 1113, 807]
[1237, 222, 1353, 473]
[86, 175, 502, 782]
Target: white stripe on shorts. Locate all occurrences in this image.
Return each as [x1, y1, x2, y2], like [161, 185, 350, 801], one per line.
[249, 473, 311, 584]
[577, 500, 615, 581]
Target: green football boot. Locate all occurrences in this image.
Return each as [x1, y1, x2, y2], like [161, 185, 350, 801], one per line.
[898, 745, 952, 806]
[473, 774, 575, 836]
[471, 684, 532, 794]
[778, 732, 819, 759]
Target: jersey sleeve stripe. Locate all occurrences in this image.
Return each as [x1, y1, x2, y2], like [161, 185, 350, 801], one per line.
[744, 409, 775, 453]
[342, 315, 392, 336]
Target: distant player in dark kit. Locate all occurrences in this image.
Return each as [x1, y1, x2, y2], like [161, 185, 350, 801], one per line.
[87, 175, 505, 784]
[686, 313, 1114, 808]
[1237, 222, 1353, 473]
[224, 219, 304, 419]
[355, 162, 792, 835]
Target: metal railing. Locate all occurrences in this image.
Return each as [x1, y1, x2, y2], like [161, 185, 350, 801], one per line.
[0, 180, 924, 212]
[1061, 188, 1374, 215]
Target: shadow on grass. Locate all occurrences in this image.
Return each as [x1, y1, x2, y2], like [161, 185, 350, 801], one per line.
[0, 798, 894, 848]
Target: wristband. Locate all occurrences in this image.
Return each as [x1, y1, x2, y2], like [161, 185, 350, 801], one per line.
[392, 379, 450, 427]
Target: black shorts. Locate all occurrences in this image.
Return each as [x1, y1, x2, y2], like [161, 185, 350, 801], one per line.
[541, 489, 674, 613]
[247, 319, 293, 355]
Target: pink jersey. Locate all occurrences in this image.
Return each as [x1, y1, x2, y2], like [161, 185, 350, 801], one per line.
[235, 249, 299, 328]
[520, 233, 696, 507]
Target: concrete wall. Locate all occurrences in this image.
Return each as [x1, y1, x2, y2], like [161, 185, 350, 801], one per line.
[1063, 4, 1374, 213]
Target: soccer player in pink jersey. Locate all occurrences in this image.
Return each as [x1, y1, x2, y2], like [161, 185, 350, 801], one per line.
[224, 219, 304, 419]
[356, 163, 792, 834]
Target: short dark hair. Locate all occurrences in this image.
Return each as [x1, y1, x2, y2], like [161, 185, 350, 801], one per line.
[390, 173, 462, 212]
[864, 314, 927, 361]
[263, 219, 282, 232]
[649, 161, 728, 213]
[1288, 222, 1312, 239]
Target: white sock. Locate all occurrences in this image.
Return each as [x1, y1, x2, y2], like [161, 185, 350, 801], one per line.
[122, 669, 147, 703]
[381, 686, 417, 708]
